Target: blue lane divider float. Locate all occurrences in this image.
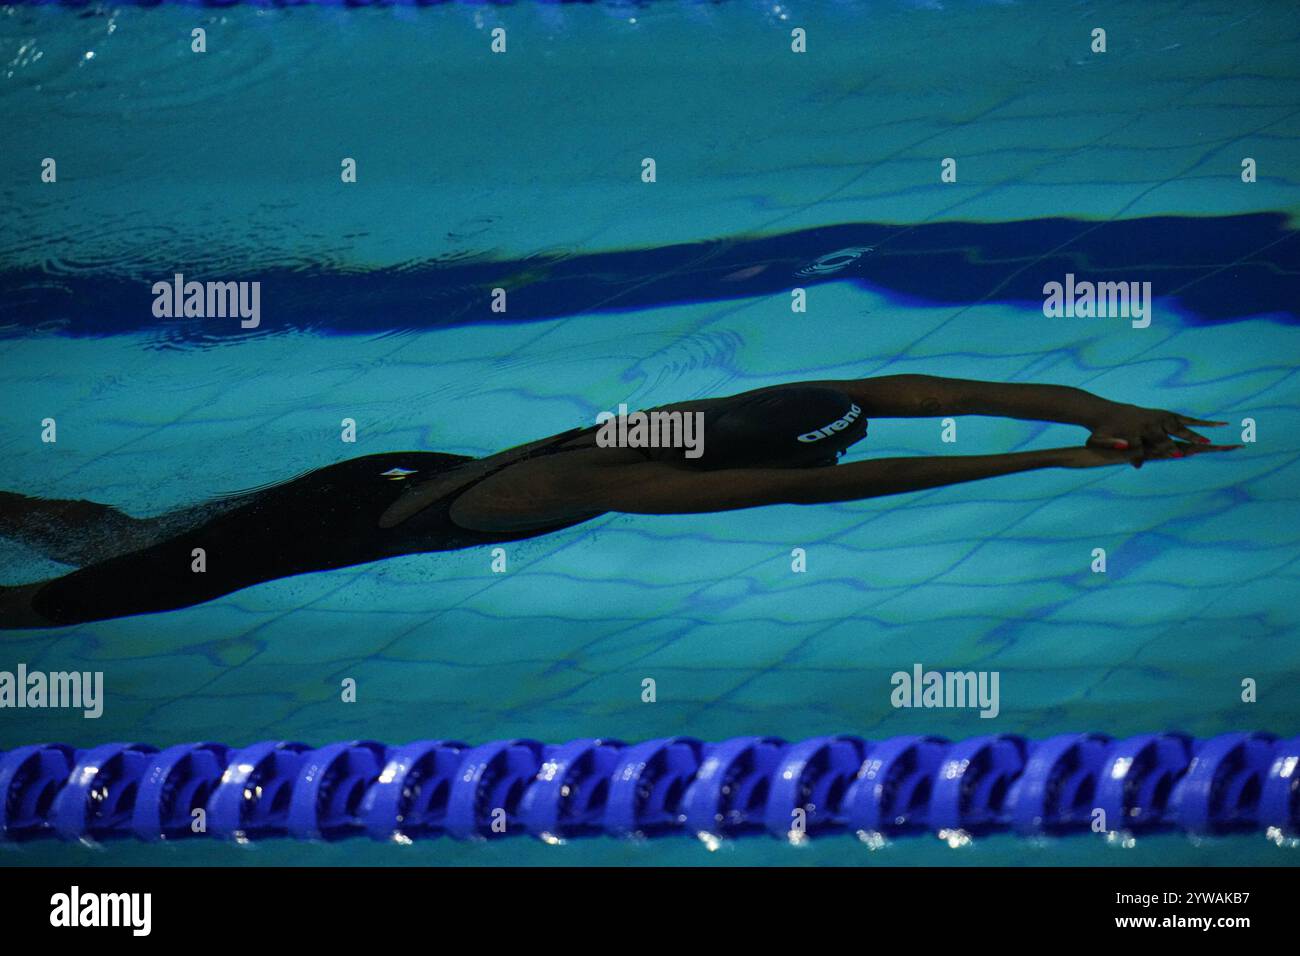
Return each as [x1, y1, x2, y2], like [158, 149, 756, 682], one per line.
[1, 732, 1296, 844]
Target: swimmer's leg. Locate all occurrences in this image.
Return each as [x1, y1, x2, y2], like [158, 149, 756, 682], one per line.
[0, 499, 300, 629]
[0, 582, 52, 630]
[0, 453, 457, 629]
[0, 491, 163, 567]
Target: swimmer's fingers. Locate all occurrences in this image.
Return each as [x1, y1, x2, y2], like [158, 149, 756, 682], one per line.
[1171, 414, 1230, 445]
[1170, 423, 1211, 444]
[1145, 411, 1224, 455]
[1179, 442, 1242, 455]
[1149, 441, 1242, 460]
[1141, 424, 1179, 458]
[1091, 408, 1225, 453]
[1087, 435, 1239, 468]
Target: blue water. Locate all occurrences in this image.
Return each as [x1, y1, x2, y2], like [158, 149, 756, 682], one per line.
[1, 0, 1299, 865]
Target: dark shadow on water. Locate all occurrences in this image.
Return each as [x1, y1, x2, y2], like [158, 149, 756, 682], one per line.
[2, 213, 1296, 346]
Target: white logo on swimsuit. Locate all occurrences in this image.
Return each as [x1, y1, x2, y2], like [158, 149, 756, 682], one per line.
[798, 403, 862, 443]
[796, 246, 874, 277]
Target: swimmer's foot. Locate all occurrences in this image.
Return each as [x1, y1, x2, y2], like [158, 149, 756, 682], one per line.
[0, 582, 58, 630]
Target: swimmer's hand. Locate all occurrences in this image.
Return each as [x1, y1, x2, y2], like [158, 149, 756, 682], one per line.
[1086, 405, 1228, 458]
[1060, 441, 1241, 470]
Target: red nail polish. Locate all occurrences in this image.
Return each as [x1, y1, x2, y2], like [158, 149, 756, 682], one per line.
[1197, 436, 1211, 443]
[1114, 440, 1129, 449]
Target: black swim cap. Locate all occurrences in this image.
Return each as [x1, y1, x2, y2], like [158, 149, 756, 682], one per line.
[690, 386, 869, 470]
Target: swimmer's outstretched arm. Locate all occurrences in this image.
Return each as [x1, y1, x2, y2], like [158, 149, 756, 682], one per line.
[456, 442, 1236, 528]
[821, 375, 1225, 457]
[589, 450, 1077, 515]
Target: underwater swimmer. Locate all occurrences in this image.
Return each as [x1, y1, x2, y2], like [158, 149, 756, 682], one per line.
[0, 374, 1236, 628]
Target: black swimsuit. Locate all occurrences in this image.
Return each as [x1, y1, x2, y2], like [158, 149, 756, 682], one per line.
[31, 429, 600, 626]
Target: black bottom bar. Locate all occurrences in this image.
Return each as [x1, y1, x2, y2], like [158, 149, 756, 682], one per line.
[1, 865, 1288, 940]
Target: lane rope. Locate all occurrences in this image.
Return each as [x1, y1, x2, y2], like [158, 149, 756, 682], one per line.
[2, 732, 1296, 843]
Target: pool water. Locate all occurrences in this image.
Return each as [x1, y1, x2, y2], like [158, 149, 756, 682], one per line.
[1, 0, 1298, 866]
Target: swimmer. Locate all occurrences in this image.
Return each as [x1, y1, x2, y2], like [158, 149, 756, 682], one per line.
[0, 374, 1236, 628]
